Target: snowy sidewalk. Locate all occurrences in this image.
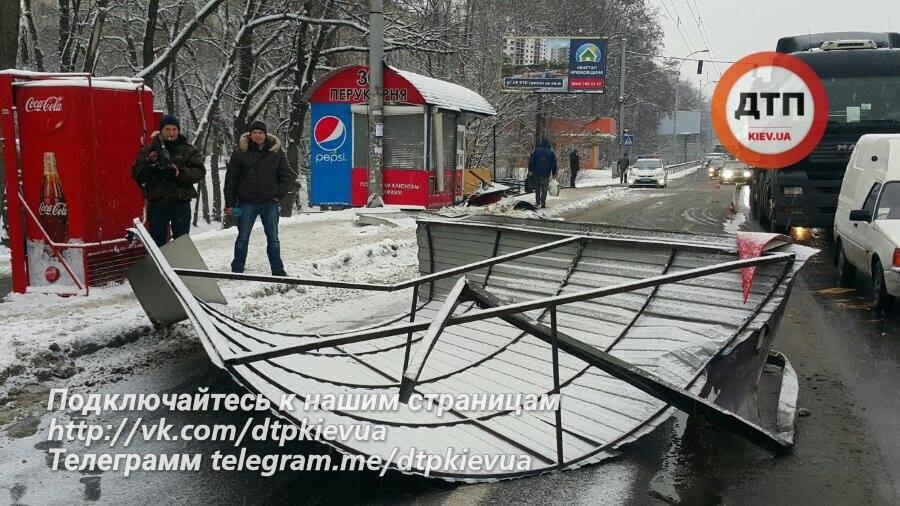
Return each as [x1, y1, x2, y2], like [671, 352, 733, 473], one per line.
[0, 211, 419, 399]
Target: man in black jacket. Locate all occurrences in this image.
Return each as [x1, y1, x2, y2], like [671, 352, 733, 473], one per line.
[224, 121, 291, 276]
[528, 138, 558, 208]
[131, 114, 206, 246]
[569, 149, 580, 188]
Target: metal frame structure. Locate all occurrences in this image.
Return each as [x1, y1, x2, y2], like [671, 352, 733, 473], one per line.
[129, 216, 812, 480]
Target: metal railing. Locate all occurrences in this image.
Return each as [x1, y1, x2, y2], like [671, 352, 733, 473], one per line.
[664, 160, 700, 175]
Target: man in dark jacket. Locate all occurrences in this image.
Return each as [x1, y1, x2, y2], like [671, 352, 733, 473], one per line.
[569, 149, 580, 188]
[224, 121, 290, 276]
[131, 114, 206, 247]
[528, 138, 558, 208]
[617, 153, 631, 184]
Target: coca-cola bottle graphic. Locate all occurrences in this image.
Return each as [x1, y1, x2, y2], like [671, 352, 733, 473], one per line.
[38, 152, 68, 243]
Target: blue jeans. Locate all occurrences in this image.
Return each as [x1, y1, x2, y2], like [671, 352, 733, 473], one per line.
[231, 201, 284, 273]
[148, 202, 191, 247]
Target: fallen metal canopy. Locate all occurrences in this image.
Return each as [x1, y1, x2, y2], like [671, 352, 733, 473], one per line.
[129, 215, 816, 481]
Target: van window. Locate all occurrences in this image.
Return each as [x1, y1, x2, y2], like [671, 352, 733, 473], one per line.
[875, 182, 900, 220]
[861, 182, 882, 212]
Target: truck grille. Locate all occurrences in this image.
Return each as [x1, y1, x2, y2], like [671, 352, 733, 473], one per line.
[808, 141, 854, 164]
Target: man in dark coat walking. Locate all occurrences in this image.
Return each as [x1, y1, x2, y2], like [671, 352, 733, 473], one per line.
[224, 121, 291, 276]
[528, 138, 558, 208]
[569, 149, 580, 188]
[131, 114, 206, 246]
[617, 153, 631, 184]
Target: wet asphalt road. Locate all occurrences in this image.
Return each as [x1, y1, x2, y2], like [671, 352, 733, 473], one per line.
[4, 169, 900, 504]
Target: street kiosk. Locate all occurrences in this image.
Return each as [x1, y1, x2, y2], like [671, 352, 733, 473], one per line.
[307, 65, 496, 208]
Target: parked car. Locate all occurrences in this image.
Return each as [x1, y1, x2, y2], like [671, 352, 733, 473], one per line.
[834, 134, 900, 311]
[720, 161, 753, 184]
[628, 158, 667, 188]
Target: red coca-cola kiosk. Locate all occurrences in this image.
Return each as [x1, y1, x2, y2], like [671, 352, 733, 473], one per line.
[307, 65, 496, 208]
[0, 71, 156, 295]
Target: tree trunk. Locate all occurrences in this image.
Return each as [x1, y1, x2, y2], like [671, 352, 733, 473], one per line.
[210, 122, 223, 222]
[21, 0, 46, 71]
[142, 0, 160, 67]
[0, 0, 20, 69]
[82, 0, 109, 73]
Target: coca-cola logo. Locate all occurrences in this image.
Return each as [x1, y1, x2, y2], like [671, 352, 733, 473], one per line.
[22, 92, 68, 133]
[25, 96, 63, 112]
[39, 201, 68, 216]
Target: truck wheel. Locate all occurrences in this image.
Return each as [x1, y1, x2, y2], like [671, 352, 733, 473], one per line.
[836, 243, 855, 287]
[872, 260, 894, 312]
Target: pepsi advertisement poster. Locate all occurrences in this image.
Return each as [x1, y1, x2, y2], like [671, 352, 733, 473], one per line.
[309, 102, 352, 205]
[501, 37, 607, 93]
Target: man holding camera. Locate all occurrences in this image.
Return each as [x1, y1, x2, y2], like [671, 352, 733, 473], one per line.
[131, 115, 206, 246]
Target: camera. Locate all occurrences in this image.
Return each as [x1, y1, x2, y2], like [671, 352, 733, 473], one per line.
[152, 141, 173, 172]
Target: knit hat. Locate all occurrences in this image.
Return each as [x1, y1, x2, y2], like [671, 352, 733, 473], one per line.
[249, 120, 268, 134]
[159, 114, 180, 130]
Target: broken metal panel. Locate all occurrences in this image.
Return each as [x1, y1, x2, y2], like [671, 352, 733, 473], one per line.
[130, 214, 815, 481]
[126, 232, 226, 328]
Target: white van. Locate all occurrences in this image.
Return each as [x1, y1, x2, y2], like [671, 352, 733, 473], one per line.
[834, 134, 900, 311]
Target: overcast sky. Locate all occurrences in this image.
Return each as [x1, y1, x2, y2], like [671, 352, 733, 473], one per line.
[656, 0, 900, 90]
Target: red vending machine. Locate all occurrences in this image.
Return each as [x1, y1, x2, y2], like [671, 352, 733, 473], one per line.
[0, 72, 155, 295]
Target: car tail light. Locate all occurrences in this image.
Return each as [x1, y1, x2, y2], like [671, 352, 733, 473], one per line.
[893, 248, 900, 268]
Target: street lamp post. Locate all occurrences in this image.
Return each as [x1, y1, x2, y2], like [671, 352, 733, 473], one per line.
[699, 79, 718, 152]
[671, 49, 708, 163]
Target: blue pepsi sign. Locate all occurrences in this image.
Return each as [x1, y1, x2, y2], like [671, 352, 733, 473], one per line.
[310, 103, 353, 205]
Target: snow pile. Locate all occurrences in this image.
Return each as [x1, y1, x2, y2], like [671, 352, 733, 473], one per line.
[575, 168, 620, 188]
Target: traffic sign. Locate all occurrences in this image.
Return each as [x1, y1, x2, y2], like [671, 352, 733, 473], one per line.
[622, 134, 634, 146]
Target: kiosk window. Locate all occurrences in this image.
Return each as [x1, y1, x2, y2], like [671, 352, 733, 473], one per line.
[352, 113, 425, 169]
[384, 114, 424, 169]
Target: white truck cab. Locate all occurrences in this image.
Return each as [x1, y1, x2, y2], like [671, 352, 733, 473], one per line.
[834, 134, 900, 311]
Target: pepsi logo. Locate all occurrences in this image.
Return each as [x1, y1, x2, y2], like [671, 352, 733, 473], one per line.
[314, 116, 347, 151]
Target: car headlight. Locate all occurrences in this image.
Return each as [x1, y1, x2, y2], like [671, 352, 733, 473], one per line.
[654, 169, 664, 175]
[743, 170, 752, 177]
[709, 168, 715, 174]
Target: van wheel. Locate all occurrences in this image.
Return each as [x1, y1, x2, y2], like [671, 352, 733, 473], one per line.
[872, 260, 894, 312]
[836, 243, 855, 286]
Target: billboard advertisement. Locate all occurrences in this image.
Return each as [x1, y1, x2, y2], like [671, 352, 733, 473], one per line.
[309, 102, 353, 205]
[501, 37, 607, 93]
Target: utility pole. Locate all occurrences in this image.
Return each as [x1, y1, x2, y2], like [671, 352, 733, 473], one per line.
[618, 37, 627, 158]
[671, 74, 679, 163]
[533, 94, 544, 147]
[671, 49, 708, 164]
[367, 0, 384, 207]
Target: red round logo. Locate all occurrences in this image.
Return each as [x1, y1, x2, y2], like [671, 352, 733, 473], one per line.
[711, 52, 829, 169]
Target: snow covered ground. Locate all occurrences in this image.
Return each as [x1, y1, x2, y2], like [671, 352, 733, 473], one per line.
[0, 210, 419, 411]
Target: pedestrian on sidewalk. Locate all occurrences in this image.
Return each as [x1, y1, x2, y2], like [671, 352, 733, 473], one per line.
[131, 114, 206, 247]
[617, 153, 631, 184]
[224, 121, 290, 276]
[528, 138, 558, 208]
[569, 149, 580, 188]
